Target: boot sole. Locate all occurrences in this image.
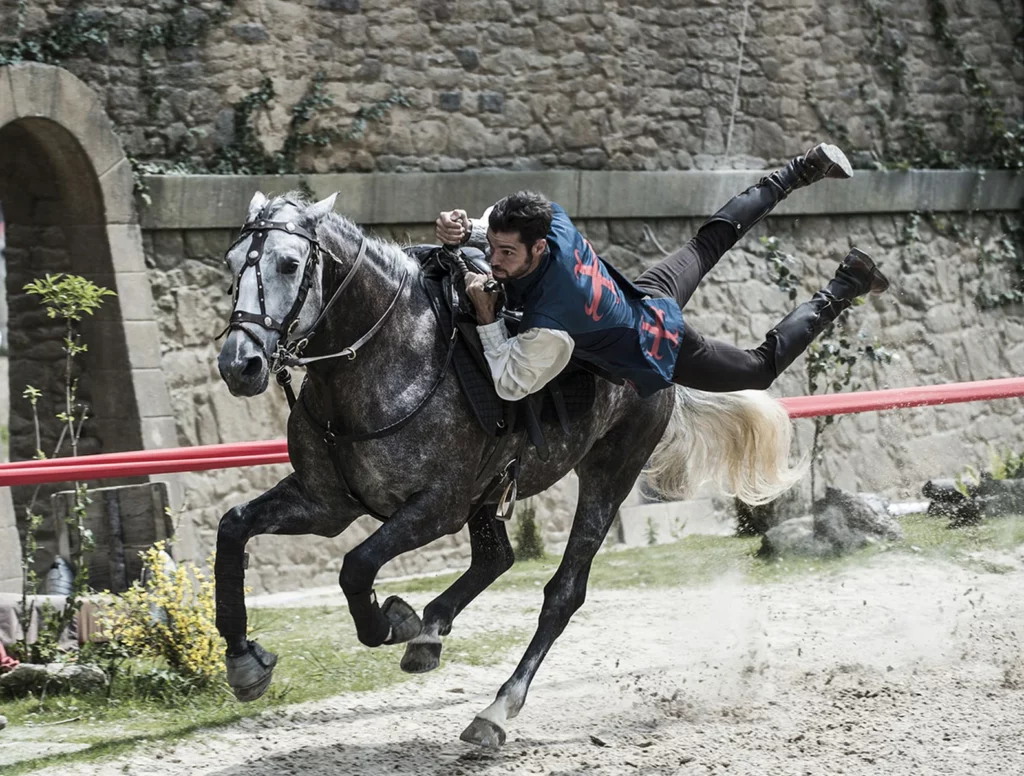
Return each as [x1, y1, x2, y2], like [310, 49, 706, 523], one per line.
[816, 143, 854, 179]
[847, 247, 890, 295]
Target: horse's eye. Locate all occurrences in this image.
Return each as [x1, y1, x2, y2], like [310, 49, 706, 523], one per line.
[282, 260, 300, 275]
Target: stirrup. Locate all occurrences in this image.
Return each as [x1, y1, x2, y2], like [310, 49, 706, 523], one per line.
[495, 458, 519, 521]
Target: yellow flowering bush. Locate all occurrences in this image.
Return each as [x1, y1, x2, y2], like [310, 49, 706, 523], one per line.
[103, 542, 222, 685]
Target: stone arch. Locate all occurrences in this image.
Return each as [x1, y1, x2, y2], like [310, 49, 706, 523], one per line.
[0, 63, 176, 590]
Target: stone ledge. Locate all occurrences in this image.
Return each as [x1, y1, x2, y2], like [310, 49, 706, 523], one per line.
[138, 169, 1024, 230]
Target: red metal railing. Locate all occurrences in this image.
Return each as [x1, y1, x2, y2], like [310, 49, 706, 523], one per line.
[1, 376, 1022, 487]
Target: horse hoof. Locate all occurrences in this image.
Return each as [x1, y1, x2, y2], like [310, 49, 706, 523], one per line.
[401, 637, 442, 673]
[381, 596, 422, 644]
[460, 716, 507, 749]
[225, 641, 278, 702]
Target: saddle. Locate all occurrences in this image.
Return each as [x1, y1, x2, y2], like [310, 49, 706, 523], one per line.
[409, 245, 600, 461]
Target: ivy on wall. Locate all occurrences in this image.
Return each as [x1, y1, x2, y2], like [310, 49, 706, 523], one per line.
[132, 75, 408, 203]
[1, 2, 407, 201]
[842, 0, 1024, 172]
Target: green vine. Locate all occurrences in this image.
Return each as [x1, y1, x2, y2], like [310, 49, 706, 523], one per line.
[926, 0, 1024, 171]
[1, 1, 235, 119]
[208, 74, 409, 175]
[833, 0, 1024, 172]
[0, 7, 110, 66]
[132, 74, 409, 194]
[340, 91, 412, 142]
[974, 217, 1024, 309]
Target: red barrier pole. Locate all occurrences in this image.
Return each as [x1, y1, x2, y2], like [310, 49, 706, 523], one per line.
[0, 440, 287, 472]
[0, 453, 290, 487]
[779, 376, 1024, 419]
[0, 376, 1021, 487]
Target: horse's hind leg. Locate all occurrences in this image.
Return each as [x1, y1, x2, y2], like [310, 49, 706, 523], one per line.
[460, 419, 664, 748]
[402, 504, 514, 674]
[216, 474, 358, 701]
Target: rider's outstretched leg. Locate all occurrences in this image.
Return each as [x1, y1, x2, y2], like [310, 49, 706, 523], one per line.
[636, 143, 853, 308]
[705, 142, 853, 239]
[764, 247, 889, 377]
[669, 247, 890, 393]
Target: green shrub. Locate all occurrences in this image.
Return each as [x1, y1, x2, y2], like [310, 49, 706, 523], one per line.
[513, 500, 545, 561]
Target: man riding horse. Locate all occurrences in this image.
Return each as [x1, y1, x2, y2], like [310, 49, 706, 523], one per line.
[212, 143, 883, 748]
[434, 143, 889, 401]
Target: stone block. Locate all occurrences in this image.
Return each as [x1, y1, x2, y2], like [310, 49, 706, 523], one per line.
[121, 321, 163, 372]
[113, 271, 159, 322]
[6, 62, 58, 119]
[478, 91, 505, 113]
[357, 59, 382, 82]
[439, 91, 462, 112]
[104, 223, 149, 274]
[456, 47, 480, 70]
[0, 67, 17, 128]
[0, 663, 107, 696]
[231, 24, 270, 43]
[131, 368, 174, 418]
[0, 486, 21, 594]
[141, 415, 181, 451]
[98, 157, 137, 226]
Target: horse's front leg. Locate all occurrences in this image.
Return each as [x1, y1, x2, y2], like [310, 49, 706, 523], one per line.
[339, 489, 469, 648]
[215, 473, 358, 701]
[401, 503, 514, 673]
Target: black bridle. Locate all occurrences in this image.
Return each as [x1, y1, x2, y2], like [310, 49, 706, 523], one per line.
[220, 205, 403, 374]
[224, 212, 323, 346]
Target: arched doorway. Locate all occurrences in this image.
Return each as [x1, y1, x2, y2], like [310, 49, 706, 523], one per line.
[0, 63, 176, 591]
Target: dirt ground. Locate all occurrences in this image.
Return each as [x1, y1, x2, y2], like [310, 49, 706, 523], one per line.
[27, 549, 1024, 776]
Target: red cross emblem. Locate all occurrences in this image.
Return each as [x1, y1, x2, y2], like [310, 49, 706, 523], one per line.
[574, 243, 619, 322]
[641, 308, 679, 361]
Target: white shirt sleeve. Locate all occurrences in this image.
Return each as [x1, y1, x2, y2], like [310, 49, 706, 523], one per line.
[476, 319, 575, 401]
[464, 206, 494, 251]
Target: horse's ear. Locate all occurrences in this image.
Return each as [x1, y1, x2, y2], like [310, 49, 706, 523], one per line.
[246, 191, 268, 222]
[305, 193, 338, 222]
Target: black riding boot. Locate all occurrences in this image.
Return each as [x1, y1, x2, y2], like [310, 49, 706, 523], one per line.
[766, 248, 890, 377]
[703, 143, 854, 238]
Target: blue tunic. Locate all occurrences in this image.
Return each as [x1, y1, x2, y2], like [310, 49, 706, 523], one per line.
[503, 204, 684, 398]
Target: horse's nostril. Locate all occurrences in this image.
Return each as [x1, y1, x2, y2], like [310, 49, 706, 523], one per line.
[242, 356, 264, 378]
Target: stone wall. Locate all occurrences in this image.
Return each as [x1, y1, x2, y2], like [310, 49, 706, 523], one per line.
[2, 0, 1021, 173]
[143, 181, 1024, 593]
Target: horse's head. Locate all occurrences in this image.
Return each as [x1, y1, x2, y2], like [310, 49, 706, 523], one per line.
[218, 191, 337, 396]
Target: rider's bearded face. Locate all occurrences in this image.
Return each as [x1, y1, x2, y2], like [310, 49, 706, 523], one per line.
[487, 230, 546, 281]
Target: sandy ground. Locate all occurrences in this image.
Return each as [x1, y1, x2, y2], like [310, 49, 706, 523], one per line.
[26, 550, 1024, 776]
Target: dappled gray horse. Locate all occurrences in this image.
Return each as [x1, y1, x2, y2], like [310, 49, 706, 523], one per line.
[215, 192, 800, 747]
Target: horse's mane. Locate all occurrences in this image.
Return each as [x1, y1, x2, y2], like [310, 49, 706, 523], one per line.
[266, 191, 418, 273]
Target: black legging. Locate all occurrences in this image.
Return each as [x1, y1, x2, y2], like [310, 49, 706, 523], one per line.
[634, 221, 777, 392]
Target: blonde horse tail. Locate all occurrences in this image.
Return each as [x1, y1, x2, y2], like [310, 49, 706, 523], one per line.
[645, 387, 806, 506]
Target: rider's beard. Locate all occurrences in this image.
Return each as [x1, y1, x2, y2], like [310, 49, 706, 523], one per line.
[495, 250, 543, 281]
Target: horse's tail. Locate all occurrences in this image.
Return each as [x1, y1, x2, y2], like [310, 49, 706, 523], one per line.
[645, 387, 807, 506]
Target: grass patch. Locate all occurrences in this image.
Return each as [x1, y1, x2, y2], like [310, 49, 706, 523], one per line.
[0, 604, 523, 775]
[379, 513, 1024, 597]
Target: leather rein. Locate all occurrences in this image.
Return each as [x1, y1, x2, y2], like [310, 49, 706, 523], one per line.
[218, 208, 456, 445]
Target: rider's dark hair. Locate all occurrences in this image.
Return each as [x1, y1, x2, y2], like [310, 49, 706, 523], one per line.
[488, 190, 553, 247]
